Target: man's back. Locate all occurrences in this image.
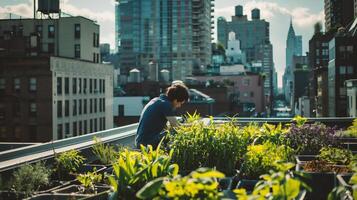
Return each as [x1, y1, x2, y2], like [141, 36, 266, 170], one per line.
[135, 94, 174, 147]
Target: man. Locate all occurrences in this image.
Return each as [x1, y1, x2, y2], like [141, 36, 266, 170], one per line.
[135, 83, 189, 148]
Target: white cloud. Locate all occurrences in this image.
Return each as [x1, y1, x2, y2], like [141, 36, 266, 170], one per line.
[215, 0, 323, 28]
[0, 3, 33, 18]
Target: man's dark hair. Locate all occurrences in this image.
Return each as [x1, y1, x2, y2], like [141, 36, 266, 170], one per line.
[166, 84, 189, 102]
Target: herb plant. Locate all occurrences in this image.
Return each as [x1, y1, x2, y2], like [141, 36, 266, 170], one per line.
[108, 144, 179, 200]
[235, 162, 310, 200]
[318, 147, 354, 165]
[55, 149, 85, 179]
[10, 162, 51, 197]
[136, 168, 224, 200]
[283, 123, 340, 155]
[169, 116, 249, 175]
[77, 170, 103, 194]
[92, 137, 119, 165]
[240, 142, 294, 179]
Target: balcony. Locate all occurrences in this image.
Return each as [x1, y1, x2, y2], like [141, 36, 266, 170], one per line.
[0, 117, 355, 199]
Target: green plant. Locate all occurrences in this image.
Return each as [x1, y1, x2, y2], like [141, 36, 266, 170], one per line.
[240, 142, 294, 179]
[10, 162, 51, 197]
[235, 162, 310, 200]
[77, 170, 103, 194]
[55, 149, 85, 179]
[319, 147, 355, 165]
[136, 168, 224, 200]
[169, 116, 249, 175]
[292, 115, 308, 127]
[108, 143, 179, 200]
[339, 118, 357, 138]
[92, 137, 119, 165]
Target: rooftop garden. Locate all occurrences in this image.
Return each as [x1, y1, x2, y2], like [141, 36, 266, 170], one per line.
[1, 116, 357, 200]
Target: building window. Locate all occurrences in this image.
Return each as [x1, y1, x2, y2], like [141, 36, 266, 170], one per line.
[29, 77, 37, 92]
[99, 99, 102, 112]
[79, 121, 82, 135]
[65, 123, 70, 136]
[65, 77, 69, 94]
[57, 100, 62, 117]
[13, 101, 20, 117]
[13, 78, 20, 91]
[29, 102, 37, 116]
[57, 77, 62, 95]
[103, 117, 105, 130]
[103, 98, 105, 112]
[347, 66, 354, 74]
[74, 24, 80, 39]
[65, 100, 69, 117]
[83, 78, 87, 94]
[94, 79, 97, 93]
[94, 99, 97, 113]
[0, 78, 5, 91]
[48, 25, 55, 38]
[90, 79, 93, 93]
[103, 80, 105, 93]
[29, 125, 37, 140]
[73, 122, 77, 136]
[118, 105, 124, 117]
[36, 25, 43, 37]
[94, 118, 97, 132]
[250, 92, 254, 97]
[339, 66, 346, 75]
[73, 100, 77, 116]
[90, 119, 93, 133]
[84, 120, 87, 134]
[93, 53, 96, 63]
[75, 44, 80, 58]
[79, 99, 82, 115]
[48, 43, 55, 54]
[78, 78, 82, 94]
[72, 78, 77, 94]
[84, 99, 87, 114]
[242, 79, 250, 86]
[57, 124, 63, 139]
[90, 99, 93, 113]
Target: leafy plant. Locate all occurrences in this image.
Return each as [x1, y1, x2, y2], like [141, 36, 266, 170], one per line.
[136, 168, 225, 200]
[169, 116, 249, 175]
[92, 137, 119, 165]
[283, 123, 340, 155]
[240, 142, 294, 179]
[318, 147, 355, 165]
[338, 118, 357, 138]
[77, 170, 103, 194]
[235, 162, 310, 200]
[292, 115, 308, 127]
[10, 162, 51, 197]
[55, 149, 85, 179]
[108, 143, 179, 200]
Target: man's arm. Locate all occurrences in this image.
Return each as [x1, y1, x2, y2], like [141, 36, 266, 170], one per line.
[166, 116, 180, 127]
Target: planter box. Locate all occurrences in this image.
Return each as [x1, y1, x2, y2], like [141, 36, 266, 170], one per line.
[342, 142, 357, 151]
[295, 155, 317, 171]
[25, 193, 90, 200]
[53, 184, 111, 195]
[218, 177, 233, 191]
[299, 171, 336, 200]
[337, 137, 357, 143]
[235, 179, 258, 192]
[0, 190, 26, 200]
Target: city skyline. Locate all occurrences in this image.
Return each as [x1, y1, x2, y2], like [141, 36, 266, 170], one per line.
[0, 0, 324, 87]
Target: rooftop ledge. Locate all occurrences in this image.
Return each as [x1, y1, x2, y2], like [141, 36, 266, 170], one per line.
[0, 117, 354, 173]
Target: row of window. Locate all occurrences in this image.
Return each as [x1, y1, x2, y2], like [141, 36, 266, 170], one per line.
[57, 98, 106, 118]
[0, 77, 37, 92]
[0, 102, 37, 119]
[57, 77, 105, 95]
[57, 117, 106, 139]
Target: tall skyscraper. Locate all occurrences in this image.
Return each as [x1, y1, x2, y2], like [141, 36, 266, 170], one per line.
[283, 19, 302, 105]
[217, 5, 274, 108]
[115, 0, 214, 81]
[324, 0, 355, 32]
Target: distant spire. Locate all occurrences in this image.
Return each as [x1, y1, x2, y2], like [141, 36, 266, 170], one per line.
[288, 16, 295, 38]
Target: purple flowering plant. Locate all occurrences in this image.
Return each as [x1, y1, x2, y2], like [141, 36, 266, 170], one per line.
[283, 123, 341, 155]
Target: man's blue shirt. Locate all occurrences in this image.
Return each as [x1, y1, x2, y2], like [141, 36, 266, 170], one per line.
[135, 94, 174, 147]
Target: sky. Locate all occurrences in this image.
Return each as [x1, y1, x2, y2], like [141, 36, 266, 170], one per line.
[0, 0, 324, 87]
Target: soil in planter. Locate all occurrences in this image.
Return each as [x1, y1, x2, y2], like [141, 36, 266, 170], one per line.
[235, 179, 259, 193]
